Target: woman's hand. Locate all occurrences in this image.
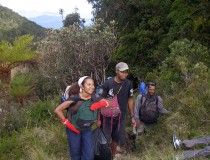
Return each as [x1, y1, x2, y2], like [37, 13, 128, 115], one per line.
[62, 118, 80, 134]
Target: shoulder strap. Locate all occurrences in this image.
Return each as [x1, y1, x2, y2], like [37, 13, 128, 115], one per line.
[156, 95, 159, 105]
[141, 94, 146, 106]
[115, 81, 125, 96]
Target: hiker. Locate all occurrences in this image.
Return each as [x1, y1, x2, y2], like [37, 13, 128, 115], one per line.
[173, 133, 210, 159]
[134, 82, 170, 135]
[97, 62, 136, 159]
[54, 76, 110, 160]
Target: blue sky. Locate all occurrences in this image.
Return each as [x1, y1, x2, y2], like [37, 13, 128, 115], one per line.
[0, 0, 93, 19]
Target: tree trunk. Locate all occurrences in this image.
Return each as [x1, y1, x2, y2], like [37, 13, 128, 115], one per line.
[0, 70, 11, 134]
[0, 70, 11, 97]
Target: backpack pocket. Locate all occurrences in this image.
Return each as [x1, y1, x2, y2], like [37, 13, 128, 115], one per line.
[76, 118, 95, 129]
[139, 97, 159, 124]
[101, 96, 121, 117]
[71, 101, 97, 130]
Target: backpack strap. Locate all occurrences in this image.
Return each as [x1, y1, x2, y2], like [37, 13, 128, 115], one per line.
[115, 81, 124, 96]
[140, 94, 147, 107]
[155, 95, 159, 105]
[66, 96, 84, 120]
[139, 94, 145, 120]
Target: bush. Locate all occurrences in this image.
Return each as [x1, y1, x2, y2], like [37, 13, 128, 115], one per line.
[25, 99, 58, 126]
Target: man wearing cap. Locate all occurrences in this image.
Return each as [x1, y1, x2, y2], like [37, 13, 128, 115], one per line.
[97, 62, 136, 159]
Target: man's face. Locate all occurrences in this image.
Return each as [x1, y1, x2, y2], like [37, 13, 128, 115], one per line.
[116, 70, 128, 80]
[148, 85, 156, 95]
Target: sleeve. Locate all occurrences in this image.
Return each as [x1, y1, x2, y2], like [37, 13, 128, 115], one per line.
[157, 96, 170, 115]
[134, 94, 142, 120]
[128, 80, 134, 98]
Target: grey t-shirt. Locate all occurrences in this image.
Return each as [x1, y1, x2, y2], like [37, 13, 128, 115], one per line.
[100, 78, 133, 117]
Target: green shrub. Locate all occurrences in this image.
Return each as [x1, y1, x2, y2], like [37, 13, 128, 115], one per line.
[0, 132, 25, 159]
[25, 99, 57, 126]
[10, 73, 35, 106]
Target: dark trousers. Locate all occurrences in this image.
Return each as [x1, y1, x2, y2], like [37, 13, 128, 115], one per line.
[66, 128, 94, 160]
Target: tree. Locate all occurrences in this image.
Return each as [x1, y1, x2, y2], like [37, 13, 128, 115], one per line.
[63, 12, 85, 28]
[38, 19, 117, 96]
[0, 34, 37, 96]
[10, 73, 35, 106]
[0, 35, 37, 133]
[59, 8, 64, 21]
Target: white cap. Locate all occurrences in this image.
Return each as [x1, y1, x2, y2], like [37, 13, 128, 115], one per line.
[78, 76, 89, 92]
[116, 62, 129, 71]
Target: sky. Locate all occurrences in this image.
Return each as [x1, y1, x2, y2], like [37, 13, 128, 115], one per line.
[0, 0, 93, 19]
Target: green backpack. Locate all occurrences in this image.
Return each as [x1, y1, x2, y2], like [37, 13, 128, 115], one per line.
[70, 100, 97, 131]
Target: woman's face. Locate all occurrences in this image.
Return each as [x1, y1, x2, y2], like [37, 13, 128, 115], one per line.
[82, 78, 95, 94]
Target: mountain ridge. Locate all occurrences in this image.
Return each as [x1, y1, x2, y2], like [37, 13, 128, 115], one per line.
[29, 15, 63, 29]
[0, 5, 46, 42]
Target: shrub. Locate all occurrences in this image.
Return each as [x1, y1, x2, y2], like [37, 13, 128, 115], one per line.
[25, 99, 57, 126]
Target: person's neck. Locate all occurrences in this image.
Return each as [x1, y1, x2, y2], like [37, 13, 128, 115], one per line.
[114, 76, 123, 83]
[79, 92, 91, 100]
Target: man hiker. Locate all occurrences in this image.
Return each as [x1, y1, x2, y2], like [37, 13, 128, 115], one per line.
[97, 62, 136, 160]
[134, 82, 170, 136]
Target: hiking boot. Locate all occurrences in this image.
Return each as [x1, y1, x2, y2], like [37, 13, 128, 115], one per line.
[173, 133, 181, 149]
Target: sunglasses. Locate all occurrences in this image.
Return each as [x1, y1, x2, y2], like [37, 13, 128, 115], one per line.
[147, 82, 156, 86]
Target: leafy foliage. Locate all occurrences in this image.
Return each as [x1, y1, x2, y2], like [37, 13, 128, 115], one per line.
[145, 39, 210, 135]
[88, 0, 210, 79]
[63, 12, 85, 28]
[10, 73, 35, 106]
[37, 19, 117, 97]
[0, 34, 38, 89]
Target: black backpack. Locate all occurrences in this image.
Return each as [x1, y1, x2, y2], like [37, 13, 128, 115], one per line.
[139, 94, 159, 124]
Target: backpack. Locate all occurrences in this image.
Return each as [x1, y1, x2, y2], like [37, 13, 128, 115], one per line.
[60, 85, 71, 103]
[139, 82, 148, 94]
[68, 96, 97, 131]
[100, 79, 124, 131]
[139, 94, 159, 124]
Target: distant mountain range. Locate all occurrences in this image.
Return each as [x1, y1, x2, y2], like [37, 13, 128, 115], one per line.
[0, 5, 93, 42]
[29, 15, 93, 29]
[29, 15, 63, 29]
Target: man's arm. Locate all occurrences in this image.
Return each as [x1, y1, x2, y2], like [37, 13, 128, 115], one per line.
[157, 96, 170, 115]
[134, 94, 142, 120]
[128, 97, 136, 125]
